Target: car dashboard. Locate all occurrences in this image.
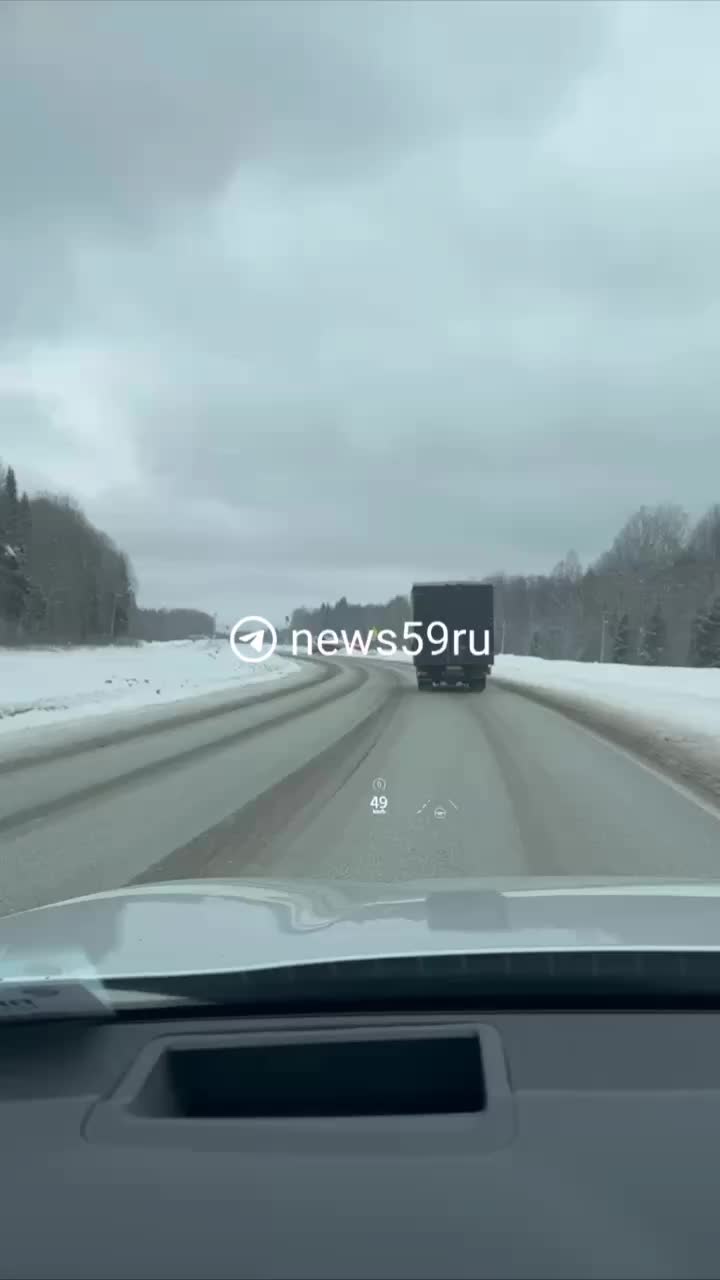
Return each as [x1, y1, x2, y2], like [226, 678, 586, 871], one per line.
[1, 992, 720, 1278]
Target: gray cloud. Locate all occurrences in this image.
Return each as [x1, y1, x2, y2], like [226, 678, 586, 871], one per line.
[2, 0, 720, 621]
[0, 0, 608, 220]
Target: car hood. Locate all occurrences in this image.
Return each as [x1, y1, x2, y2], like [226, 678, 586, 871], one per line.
[2, 876, 720, 982]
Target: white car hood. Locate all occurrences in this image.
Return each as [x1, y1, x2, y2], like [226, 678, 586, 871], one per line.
[2, 876, 720, 982]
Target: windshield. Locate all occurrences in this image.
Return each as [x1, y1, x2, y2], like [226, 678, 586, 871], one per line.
[1, 0, 720, 985]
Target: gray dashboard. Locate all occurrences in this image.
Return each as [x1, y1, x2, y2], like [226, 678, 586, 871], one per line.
[0, 1007, 717, 1278]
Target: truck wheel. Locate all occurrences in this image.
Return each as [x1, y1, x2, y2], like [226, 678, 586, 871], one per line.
[417, 676, 432, 691]
[470, 676, 486, 692]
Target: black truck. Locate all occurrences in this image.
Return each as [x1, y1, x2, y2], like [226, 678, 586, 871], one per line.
[410, 581, 494, 691]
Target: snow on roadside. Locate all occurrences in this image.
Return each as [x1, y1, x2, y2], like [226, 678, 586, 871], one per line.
[0, 639, 300, 737]
[493, 655, 720, 750]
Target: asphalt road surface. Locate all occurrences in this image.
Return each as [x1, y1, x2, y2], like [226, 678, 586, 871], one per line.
[0, 655, 719, 916]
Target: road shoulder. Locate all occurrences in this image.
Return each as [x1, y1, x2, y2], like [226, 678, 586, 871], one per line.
[493, 676, 720, 812]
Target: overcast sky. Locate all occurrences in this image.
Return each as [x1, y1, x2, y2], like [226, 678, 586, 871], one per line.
[2, 0, 720, 625]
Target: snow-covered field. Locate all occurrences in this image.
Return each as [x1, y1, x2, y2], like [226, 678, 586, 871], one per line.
[0, 639, 300, 738]
[494, 656, 720, 749]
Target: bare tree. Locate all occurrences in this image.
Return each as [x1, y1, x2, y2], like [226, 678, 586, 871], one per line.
[688, 504, 720, 561]
[597, 504, 688, 575]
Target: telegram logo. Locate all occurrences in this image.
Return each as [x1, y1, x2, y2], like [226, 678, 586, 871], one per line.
[229, 615, 278, 664]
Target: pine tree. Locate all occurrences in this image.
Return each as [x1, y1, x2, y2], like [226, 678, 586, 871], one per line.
[0, 544, 30, 635]
[529, 629, 542, 657]
[612, 612, 631, 663]
[639, 603, 667, 666]
[694, 596, 720, 667]
[18, 492, 31, 552]
[3, 466, 19, 545]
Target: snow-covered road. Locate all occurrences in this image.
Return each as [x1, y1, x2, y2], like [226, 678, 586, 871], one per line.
[2, 639, 720, 805]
